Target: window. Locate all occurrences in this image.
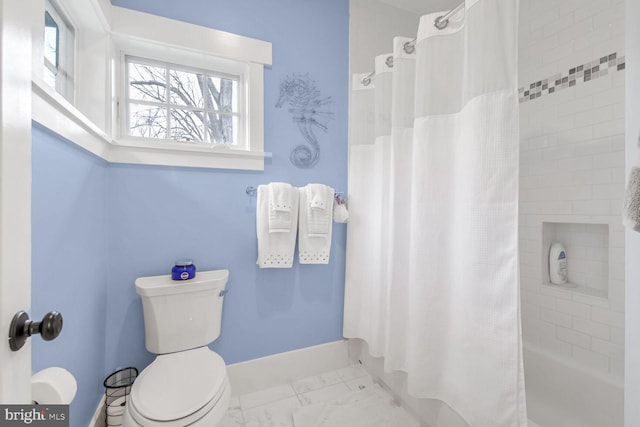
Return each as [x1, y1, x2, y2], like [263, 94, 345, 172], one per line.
[31, 1, 271, 170]
[125, 56, 243, 146]
[43, 0, 74, 102]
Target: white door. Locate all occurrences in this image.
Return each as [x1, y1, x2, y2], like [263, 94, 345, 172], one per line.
[0, 0, 34, 402]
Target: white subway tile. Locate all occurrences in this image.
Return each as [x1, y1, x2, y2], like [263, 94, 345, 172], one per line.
[572, 292, 610, 308]
[591, 306, 624, 328]
[521, 200, 574, 215]
[610, 166, 627, 185]
[540, 284, 574, 300]
[554, 298, 591, 318]
[585, 245, 608, 261]
[585, 275, 608, 292]
[557, 155, 594, 172]
[572, 168, 611, 185]
[593, 151, 625, 169]
[593, 119, 625, 139]
[573, 199, 612, 215]
[610, 358, 624, 379]
[572, 24, 609, 54]
[575, 0, 614, 24]
[592, 85, 624, 107]
[538, 332, 573, 357]
[586, 260, 609, 277]
[557, 16, 594, 45]
[610, 327, 625, 346]
[522, 301, 541, 324]
[523, 289, 556, 308]
[557, 126, 593, 144]
[557, 326, 591, 348]
[592, 2, 625, 29]
[592, 337, 624, 360]
[592, 183, 624, 200]
[541, 308, 573, 327]
[610, 134, 625, 151]
[530, 8, 561, 32]
[543, 13, 575, 38]
[573, 317, 610, 339]
[556, 95, 594, 116]
[518, 0, 625, 364]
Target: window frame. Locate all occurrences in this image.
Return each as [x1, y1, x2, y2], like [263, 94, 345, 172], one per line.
[43, 0, 75, 103]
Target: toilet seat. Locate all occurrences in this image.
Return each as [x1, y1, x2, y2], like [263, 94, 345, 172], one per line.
[127, 347, 229, 425]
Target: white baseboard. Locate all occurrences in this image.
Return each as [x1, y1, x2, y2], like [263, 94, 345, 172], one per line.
[227, 340, 349, 396]
[89, 396, 105, 427]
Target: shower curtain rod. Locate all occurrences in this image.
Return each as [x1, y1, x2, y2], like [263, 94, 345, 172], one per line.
[361, 55, 393, 86]
[361, 1, 464, 85]
[403, 1, 465, 54]
[245, 186, 345, 200]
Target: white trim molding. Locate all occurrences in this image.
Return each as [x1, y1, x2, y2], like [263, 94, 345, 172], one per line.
[31, 0, 272, 171]
[109, 6, 271, 66]
[32, 80, 267, 170]
[226, 340, 349, 397]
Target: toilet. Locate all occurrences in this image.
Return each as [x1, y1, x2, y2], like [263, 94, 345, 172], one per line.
[123, 269, 231, 427]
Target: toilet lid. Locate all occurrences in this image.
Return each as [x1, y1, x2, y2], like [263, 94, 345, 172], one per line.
[131, 347, 226, 421]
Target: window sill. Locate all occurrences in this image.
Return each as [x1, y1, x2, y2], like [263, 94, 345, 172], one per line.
[31, 79, 266, 170]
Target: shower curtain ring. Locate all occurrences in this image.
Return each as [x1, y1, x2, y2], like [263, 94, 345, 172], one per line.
[434, 16, 449, 30]
[403, 41, 415, 54]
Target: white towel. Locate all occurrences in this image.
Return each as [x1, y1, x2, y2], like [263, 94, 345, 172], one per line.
[256, 185, 299, 268]
[306, 184, 333, 236]
[268, 182, 294, 232]
[299, 184, 333, 264]
[307, 183, 328, 209]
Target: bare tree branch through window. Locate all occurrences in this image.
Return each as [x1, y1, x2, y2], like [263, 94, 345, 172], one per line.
[127, 58, 238, 145]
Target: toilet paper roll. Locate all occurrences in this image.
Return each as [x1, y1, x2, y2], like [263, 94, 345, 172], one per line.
[106, 396, 126, 426]
[31, 367, 77, 404]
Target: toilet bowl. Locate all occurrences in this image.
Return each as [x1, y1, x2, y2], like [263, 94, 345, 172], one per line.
[123, 347, 230, 426]
[122, 270, 231, 427]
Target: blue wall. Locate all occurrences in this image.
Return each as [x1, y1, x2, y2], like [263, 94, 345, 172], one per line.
[31, 1, 348, 426]
[32, 123, 109, 427]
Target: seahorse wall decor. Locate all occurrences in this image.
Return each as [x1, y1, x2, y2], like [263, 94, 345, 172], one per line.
[275, 73, 333, 169]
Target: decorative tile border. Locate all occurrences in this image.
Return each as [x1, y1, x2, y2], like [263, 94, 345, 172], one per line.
[519, 52, 625, 103]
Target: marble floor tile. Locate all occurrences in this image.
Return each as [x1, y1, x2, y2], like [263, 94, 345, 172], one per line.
[298, 382, 352, 406]
[291, 371, 342, 394]
[345, 374, 375, 392]
[228, 396, 242, 410]
[243, 396, 301, 427]
[240, 384, 296, 410]
[219, 407, 245, 427]
[334, 365, 369, 382]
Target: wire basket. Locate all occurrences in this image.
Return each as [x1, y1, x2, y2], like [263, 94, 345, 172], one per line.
[103, 367, 138, 426]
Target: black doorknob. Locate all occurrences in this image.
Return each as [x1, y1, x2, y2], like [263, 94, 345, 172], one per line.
[33, 311, 63, 341]
[8, 310, 64, 351]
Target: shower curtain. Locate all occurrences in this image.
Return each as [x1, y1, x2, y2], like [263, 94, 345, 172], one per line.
[343, 0, 526, 426]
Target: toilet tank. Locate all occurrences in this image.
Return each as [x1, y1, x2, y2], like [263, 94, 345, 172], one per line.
[135, 269, 229, 354]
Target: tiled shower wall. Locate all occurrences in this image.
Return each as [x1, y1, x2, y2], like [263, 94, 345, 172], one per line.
[519, 0, 625, 381]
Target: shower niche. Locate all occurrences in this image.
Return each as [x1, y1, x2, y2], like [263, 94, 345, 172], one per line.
[541, 222, 610, 299]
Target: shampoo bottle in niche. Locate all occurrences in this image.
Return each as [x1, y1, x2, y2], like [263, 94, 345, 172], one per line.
[549, 242, 568, 285]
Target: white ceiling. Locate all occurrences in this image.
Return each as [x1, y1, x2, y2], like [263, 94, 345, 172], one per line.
[377, 0, 461, 15]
